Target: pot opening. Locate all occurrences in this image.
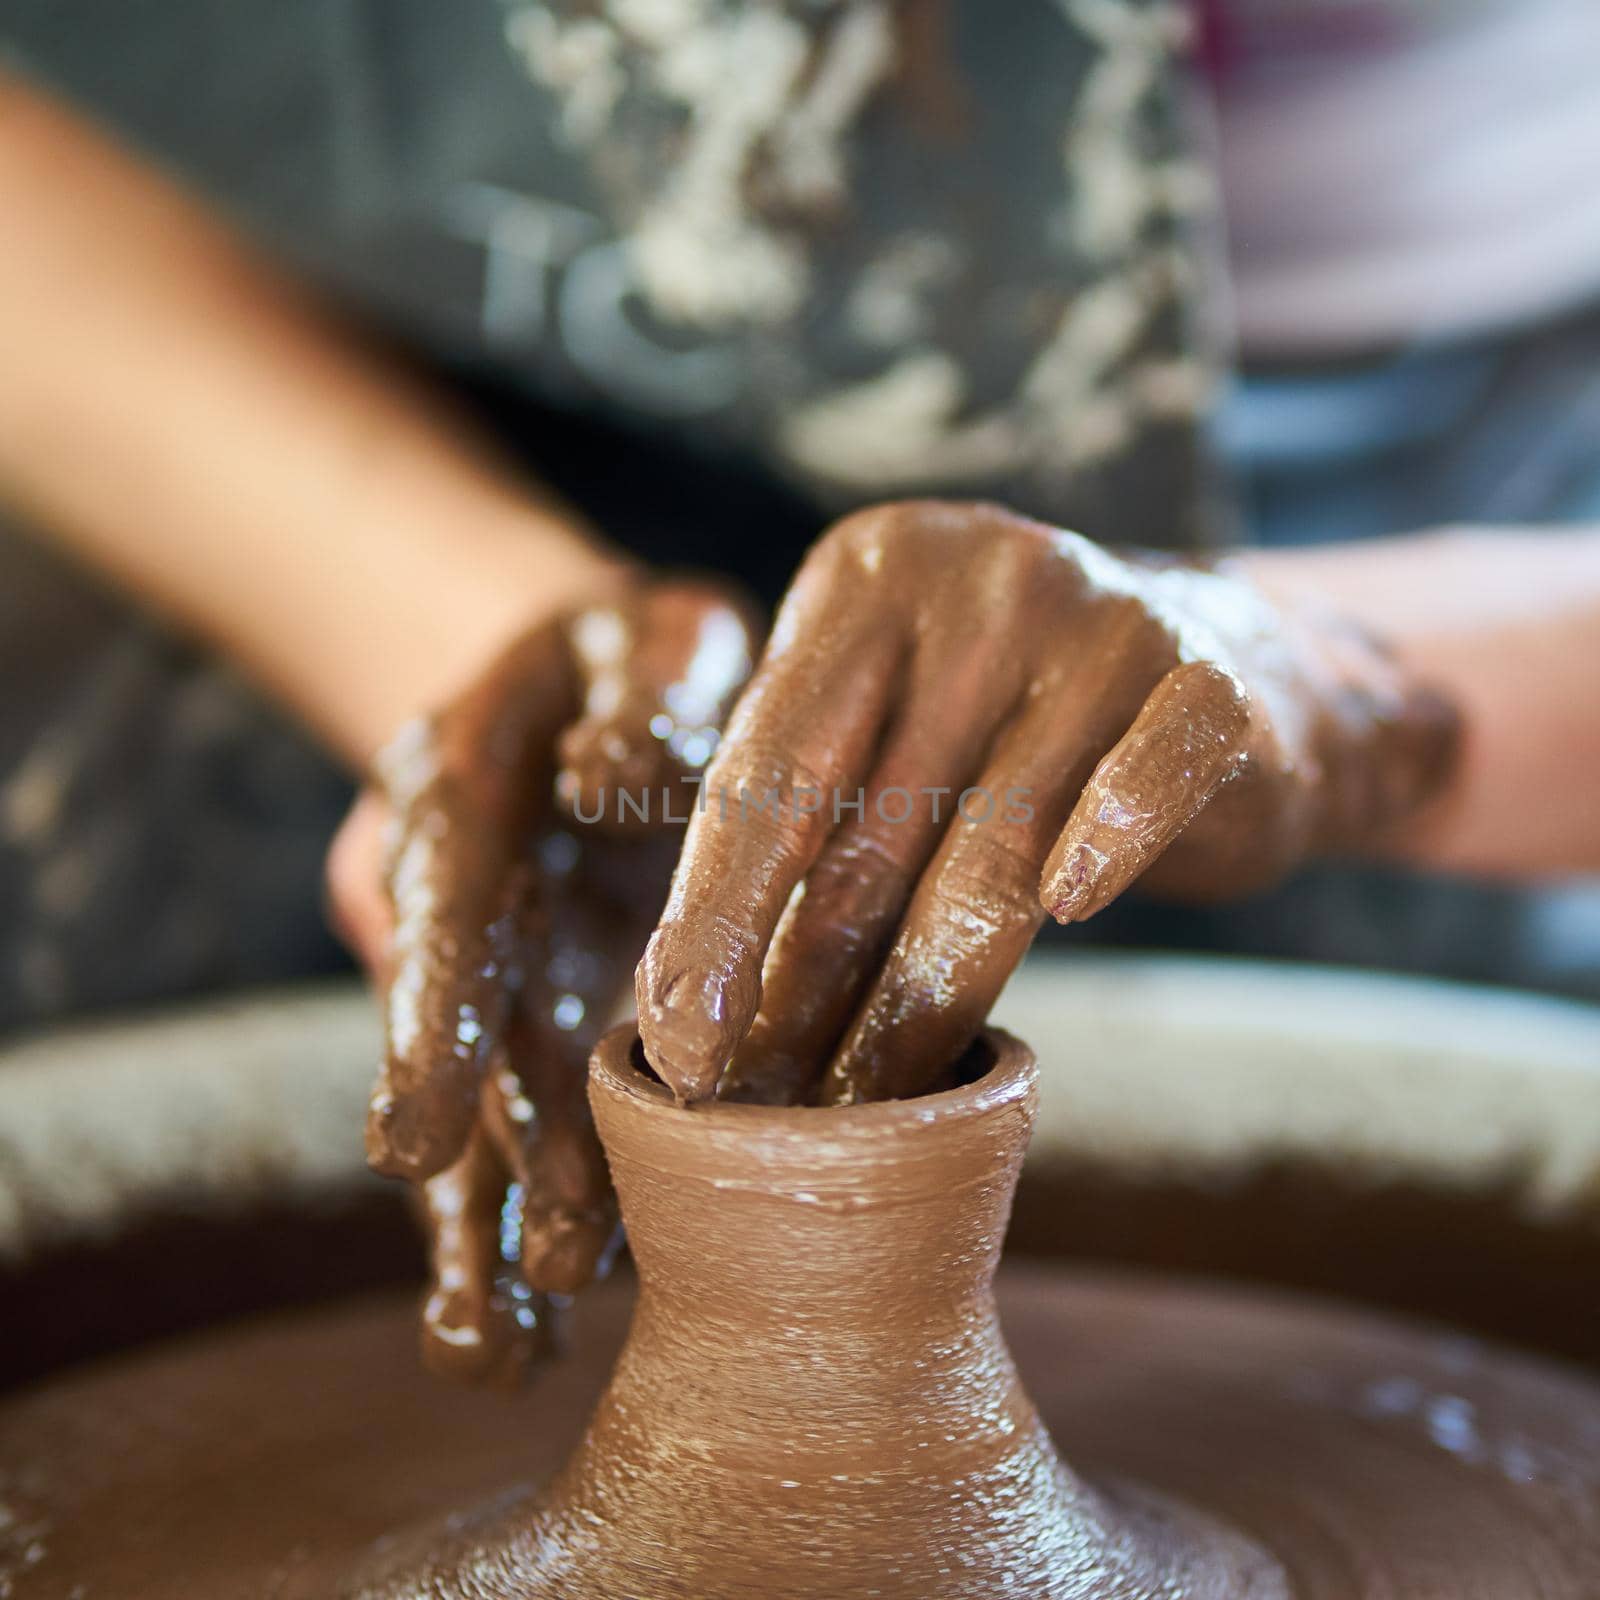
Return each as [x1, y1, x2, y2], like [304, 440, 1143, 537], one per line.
[625, 1030, 999, 1103]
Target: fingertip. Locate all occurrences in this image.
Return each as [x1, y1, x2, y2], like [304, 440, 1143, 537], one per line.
[364, 1078, 461, 1182]
[523, 1210, 616, 1296]
[1038, 658, 1252, 925]
[420, 1286, 533, 1388]
[420, 1286, 492, 1382]
[636, 952, 739, 1102]
[638, 1021, 733, 1103]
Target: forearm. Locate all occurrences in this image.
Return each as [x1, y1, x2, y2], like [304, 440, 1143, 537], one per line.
[0, 76, 622, 769]
[1241, 528, 1600, 879]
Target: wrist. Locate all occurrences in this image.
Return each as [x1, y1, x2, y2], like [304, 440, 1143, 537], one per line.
[335, 504, 635, 772]
[1232, 541, 1465, 860]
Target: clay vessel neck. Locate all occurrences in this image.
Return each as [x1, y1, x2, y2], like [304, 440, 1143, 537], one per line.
[594, 1029, 1036, 1453]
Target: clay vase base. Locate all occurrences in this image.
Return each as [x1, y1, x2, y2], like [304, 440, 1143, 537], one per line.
[354, 1422, 1269, 1600]
[5, 1270, 1600, 1598]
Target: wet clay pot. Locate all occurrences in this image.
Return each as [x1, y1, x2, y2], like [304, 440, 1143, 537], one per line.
[356, 1025, 1279, 1598]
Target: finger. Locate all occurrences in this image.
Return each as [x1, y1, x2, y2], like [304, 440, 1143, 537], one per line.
[636, 552, 904, 1101]
[485, 909, 617, 1297]
[556, 581, 759, 831]
[822, 638, 1165, 1104]
[485, 829, 661, 1291]
[366, 624, 579, 1181]
[485, 1052, 617, 1295]
[719, 624, 1025, 1105]
[1041, 659, 1250, 923]
[324, 789, 393, 979]
[418, 1122, 547, 1387]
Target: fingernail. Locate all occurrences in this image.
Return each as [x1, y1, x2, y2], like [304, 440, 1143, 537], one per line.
[1044, 839, 1110, 923]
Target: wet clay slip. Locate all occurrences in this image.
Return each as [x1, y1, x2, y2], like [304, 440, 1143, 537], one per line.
[7, 1028, 1600, 1597]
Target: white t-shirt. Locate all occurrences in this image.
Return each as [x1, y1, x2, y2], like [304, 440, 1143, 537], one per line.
[1211, 0, 1600, 354]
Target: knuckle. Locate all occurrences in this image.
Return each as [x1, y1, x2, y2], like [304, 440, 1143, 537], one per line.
[824, 500, 1055, 607]
[822, 499, 966, 566]
[691, 739, 834, 862]
[1170, 660, 1252, 731]
[828, 499, 931, 544]
[706, 738, 828, 807]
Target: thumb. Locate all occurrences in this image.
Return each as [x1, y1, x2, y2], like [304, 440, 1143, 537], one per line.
[325, 789, 394, 980]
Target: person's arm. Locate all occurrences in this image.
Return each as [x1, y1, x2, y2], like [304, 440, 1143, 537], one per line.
[0, 73, 623, 769]
[1240, 528, 1600, 880]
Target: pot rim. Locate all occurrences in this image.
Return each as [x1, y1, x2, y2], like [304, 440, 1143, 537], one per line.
[589, 1022, 1036, 1147]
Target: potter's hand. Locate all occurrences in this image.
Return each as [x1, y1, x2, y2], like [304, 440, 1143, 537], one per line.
[637, 501, 1458, 1106]
[331, 577, 755, 1382]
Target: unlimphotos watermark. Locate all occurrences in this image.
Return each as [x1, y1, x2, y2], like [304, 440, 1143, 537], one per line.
[568, 782, 1035, 828]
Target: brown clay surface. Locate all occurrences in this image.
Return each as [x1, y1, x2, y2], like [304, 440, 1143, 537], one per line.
[4, 1266, 1599, 1598]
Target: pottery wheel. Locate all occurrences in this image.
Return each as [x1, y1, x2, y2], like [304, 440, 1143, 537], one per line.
[3, 1265, 1598, 1598]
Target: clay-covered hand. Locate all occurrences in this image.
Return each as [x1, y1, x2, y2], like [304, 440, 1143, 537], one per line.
[330, 576, 756, 1383]
[637, 501, 1458, 1108]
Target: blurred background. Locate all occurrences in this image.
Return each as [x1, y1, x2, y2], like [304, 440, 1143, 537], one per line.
[1, 0, 1598, 1043]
